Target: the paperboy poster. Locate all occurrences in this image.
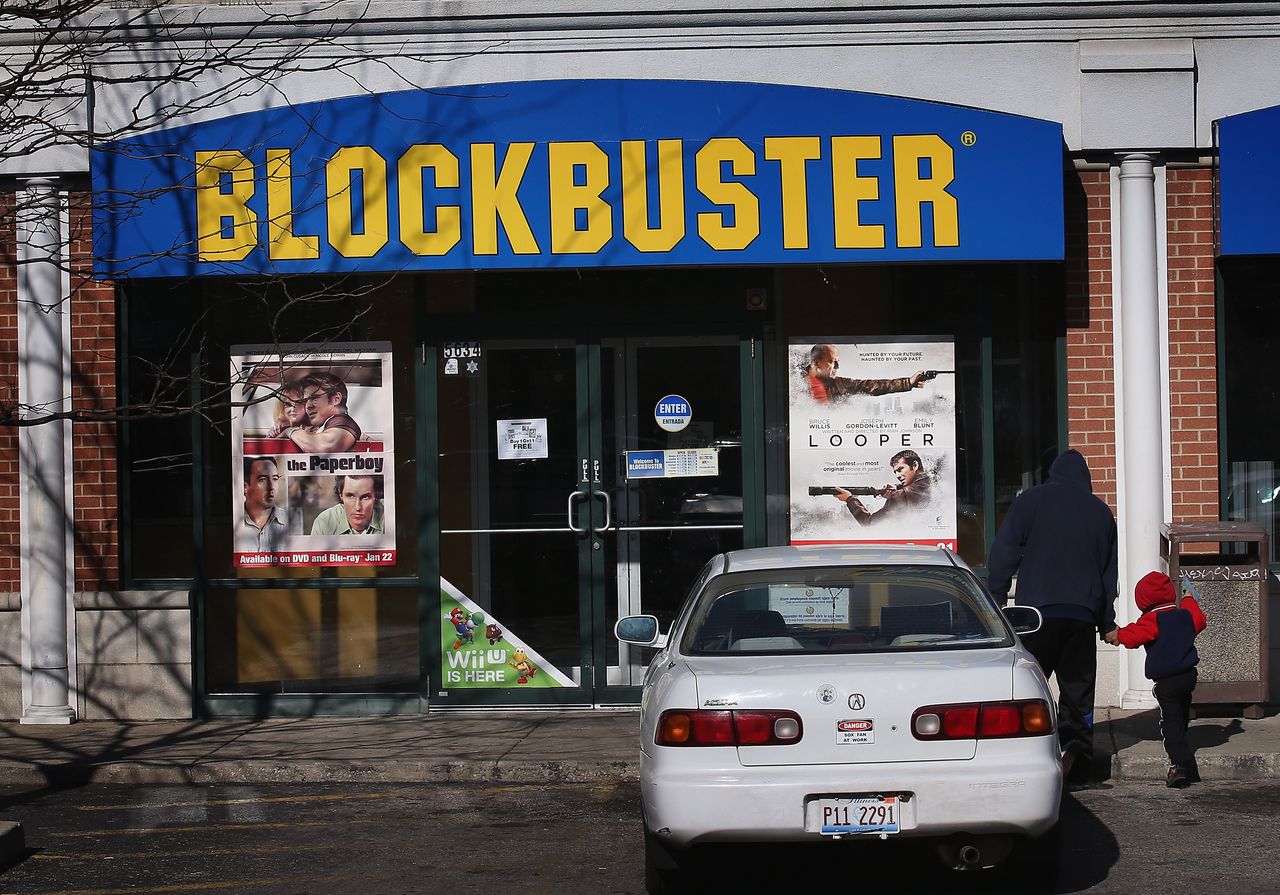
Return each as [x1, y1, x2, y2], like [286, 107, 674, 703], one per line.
[232, 342, 396, 567]
[789, 339, 957, 549]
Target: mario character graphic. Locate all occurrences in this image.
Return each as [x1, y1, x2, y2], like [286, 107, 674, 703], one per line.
[447, 607, 476, 650]
[485, 622, 504, 645]
[509, 648, 538, 684]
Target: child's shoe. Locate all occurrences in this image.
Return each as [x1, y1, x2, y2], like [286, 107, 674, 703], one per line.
[1166, 765, 1190, 788]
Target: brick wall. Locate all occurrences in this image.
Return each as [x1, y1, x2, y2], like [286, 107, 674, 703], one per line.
[1065, 168, 1118, 511]
[0, 190, 120, 593]
[68, 193, 120, 590]
[1165, 167, 1219, 522]
[0, 192, 19, 590]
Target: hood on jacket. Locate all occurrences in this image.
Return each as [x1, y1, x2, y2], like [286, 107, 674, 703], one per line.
[1048, 448, 1093, 492]
[1135, 570, 1176, 611]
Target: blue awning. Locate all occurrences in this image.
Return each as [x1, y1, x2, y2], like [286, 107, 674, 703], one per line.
[1218, 104, 1280, 256]
[93, 80, 1066, 278]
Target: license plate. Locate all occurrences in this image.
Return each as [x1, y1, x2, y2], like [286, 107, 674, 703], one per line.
[807, 797, 900, 835]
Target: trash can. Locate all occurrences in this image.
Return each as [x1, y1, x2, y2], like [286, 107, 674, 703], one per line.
[1159, 521, 1270, 718]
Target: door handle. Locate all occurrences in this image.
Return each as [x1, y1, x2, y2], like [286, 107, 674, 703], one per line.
[567, 491, 588, 535]
[592, 489, 612, 534]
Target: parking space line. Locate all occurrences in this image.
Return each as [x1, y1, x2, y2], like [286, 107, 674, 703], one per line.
[48, 819, 370, 837]
[0, 878, 293, 895]
[32, 843, 335, 861]
[74, 791, 398, 812]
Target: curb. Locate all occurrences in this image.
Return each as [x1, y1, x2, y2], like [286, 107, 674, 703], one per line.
[0, 759, 643, 787]
[1108, 751, 1280, 781]
[0, 821, 24, 870]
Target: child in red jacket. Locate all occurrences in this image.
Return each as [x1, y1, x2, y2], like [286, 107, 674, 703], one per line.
[1105, 571, 1207, 788]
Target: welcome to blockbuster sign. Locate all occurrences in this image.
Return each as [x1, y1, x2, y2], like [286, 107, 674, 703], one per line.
[91, 80, 1065, 277]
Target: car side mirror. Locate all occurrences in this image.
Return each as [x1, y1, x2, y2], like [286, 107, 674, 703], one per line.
[1003, 605, 1043, 635]
[615, 615, 668, 648]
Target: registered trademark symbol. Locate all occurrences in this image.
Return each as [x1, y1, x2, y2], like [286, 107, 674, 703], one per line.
[961, 131, 977, 147]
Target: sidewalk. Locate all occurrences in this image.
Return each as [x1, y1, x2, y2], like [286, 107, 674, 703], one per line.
[0, 706, 1276, 789]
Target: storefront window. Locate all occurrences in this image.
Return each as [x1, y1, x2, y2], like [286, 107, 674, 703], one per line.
[782, 263, 1063, 568]
[203, 586, 418, 694]
[123, 274, 434, 695]
[121, 280, 199, 580]
[1220, 258, 1280, 564]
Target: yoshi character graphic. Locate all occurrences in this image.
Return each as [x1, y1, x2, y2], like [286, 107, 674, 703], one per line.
[447, 607, 476, 650]
[509, 647, 538, 684]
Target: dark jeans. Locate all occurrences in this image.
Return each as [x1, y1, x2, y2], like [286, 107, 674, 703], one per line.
[1154, 667, 1198, 769]
[1021, 618, 1097, 781]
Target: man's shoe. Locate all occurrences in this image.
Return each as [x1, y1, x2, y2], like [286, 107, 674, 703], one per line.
[1061, 742, 1083, 780]
[1166, 766, 1190, 788]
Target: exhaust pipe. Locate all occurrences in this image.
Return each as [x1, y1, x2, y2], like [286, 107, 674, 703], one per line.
[935, 835, 1014, 871]
[959, 845, 982, 868]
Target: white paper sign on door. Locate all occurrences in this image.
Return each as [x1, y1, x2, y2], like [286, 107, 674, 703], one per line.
[497, 418, 549, 460]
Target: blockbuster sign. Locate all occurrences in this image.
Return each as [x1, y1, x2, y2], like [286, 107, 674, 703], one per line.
[92, 80, 1065, 277]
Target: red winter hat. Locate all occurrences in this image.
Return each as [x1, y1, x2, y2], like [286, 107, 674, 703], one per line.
[1135, 571, 1175, 611]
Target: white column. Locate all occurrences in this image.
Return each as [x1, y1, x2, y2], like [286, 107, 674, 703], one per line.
[1116, 154, 1164, 709]
[17, 178, 76, 724]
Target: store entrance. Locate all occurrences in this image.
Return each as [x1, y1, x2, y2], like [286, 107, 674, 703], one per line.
[435, 332, 753, 703]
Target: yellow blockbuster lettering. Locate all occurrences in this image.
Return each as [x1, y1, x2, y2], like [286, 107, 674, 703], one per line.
[471, 143, 540, 256]
[195, 150, 257, 261]
[763, 136, 820, 250]
[548, 141, 613, 255]
[831, 136, 885, 249]
[621, 139, 685, 253]
[398, 144, 462, 257]
[893, 134, 959, 248]
[326, 146, 389, 259]
[265, 149, 320, 261]
[695, 138, 760, 251]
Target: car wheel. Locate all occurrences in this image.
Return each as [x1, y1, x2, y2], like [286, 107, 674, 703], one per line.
[644, 829, 692, 895]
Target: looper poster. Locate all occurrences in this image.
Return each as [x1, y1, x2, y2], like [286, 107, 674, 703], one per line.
[789, 338, 957, 548]
[231, 342, 396, 567]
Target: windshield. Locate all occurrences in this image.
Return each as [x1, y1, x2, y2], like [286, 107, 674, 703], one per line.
[680, 565, 1013, 655]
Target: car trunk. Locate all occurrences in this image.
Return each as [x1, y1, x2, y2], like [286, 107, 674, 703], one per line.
[684, 649, 1017, 766]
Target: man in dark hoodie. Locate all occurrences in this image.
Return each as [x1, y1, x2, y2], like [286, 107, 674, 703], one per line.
[987, 449, 1119, 783]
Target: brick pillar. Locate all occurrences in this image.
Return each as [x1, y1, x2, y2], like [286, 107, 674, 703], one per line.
[1064, 168, 1118, 509]
[1165, 167, 1219, 522]
[68, 195, 119, 591]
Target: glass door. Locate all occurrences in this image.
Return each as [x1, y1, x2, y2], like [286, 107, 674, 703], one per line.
[433, 333, 755, 704]
[592, 337, 748, 694]
[436, 340, 595, 701]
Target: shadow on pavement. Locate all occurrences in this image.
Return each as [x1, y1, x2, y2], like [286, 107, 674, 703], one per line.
[667, 792, 1118, 894]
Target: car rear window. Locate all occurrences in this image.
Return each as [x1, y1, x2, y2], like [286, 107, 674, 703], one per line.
[680, 565, 1013, 655]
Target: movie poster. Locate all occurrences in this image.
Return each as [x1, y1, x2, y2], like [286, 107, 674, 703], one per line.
[231, 342, 396, 567]
[789, 339, 958, 549]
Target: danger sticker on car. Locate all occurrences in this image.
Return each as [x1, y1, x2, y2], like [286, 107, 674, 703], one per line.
[836, 719, 875, 745]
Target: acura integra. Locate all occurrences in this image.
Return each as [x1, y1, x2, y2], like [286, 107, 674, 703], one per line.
[615, 545, 1062, 893]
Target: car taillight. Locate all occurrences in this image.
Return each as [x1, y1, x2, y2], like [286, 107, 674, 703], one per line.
[655, 709, 804, 746]
[911, 700, 1054, 740]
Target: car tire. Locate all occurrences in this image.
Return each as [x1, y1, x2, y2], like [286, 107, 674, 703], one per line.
[644, 829, 692, 895]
